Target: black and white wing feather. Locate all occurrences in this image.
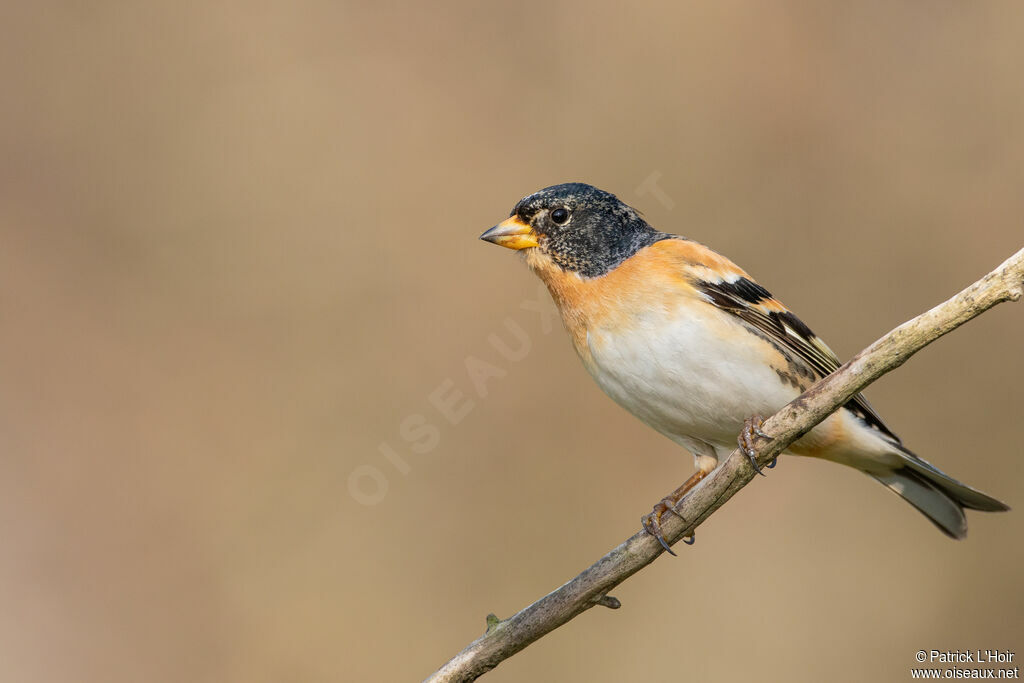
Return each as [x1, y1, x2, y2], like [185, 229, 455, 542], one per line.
[695, 275, 901, 443]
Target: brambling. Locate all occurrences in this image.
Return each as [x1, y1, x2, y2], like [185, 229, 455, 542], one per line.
[480, 182, 1007, 549]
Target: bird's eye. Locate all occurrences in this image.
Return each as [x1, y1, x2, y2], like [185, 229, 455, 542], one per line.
[550, 207, 570, 225]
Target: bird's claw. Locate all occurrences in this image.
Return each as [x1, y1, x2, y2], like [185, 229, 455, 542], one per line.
[641, 500, 680, 556]
[739, 414, 774, 476]
[640, 469, 709, 554]
[641, 498, 695, 556]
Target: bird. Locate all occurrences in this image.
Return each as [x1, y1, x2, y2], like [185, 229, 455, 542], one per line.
[479, 182, 1008, 550]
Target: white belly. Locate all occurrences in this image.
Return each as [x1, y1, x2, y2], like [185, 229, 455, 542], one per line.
[584, 304, 800, 450]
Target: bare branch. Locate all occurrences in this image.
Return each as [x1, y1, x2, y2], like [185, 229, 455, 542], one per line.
[425, 247, 1024, 683]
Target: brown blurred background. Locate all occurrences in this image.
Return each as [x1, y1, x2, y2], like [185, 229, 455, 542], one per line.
[2, 2, 1022, 682]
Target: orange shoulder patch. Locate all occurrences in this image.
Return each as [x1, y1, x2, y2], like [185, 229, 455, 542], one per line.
[649, 238, 749, 282]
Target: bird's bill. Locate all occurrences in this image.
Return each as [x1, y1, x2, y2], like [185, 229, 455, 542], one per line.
[479, 216, 539, 250]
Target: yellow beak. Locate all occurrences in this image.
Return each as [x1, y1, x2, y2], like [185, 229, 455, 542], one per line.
[479, 216, 539, 250]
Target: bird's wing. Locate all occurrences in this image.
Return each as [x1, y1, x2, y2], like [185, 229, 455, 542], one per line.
[666, 237, 901, 443]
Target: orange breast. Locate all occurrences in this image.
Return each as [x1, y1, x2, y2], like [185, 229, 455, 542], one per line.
[523, 239, 714, 365]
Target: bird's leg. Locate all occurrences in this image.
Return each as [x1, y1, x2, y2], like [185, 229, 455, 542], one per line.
[641, 469, 708, 555]
[739, 414, 775, 475]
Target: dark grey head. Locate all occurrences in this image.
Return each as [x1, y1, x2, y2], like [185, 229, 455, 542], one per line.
[479, 183, 669, 277]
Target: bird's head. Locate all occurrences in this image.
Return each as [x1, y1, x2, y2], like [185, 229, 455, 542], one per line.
[479, 183, 663, 278]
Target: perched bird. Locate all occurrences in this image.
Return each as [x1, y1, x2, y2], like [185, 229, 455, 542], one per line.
[480, 182, 1008, 549]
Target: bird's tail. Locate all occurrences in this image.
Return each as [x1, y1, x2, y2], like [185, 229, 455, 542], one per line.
[868, 448, 1009, 539]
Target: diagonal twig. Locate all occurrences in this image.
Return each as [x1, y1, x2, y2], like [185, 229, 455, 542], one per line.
[425, 247, 1024, 683]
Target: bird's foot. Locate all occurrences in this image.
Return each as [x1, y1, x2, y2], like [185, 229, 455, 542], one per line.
[641, 499, 686, 556]
[739, 414, 775, 475]
[640, 469, 707, 555]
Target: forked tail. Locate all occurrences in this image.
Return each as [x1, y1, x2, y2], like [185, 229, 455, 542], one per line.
[869, 448, 1009, 539]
